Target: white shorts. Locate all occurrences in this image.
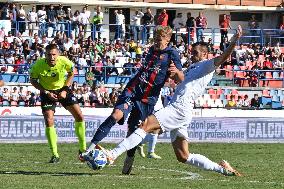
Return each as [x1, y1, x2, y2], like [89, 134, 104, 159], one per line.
[154, 104, 191, 142]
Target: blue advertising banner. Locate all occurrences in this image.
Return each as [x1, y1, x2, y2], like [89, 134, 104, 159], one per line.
[0, 116, 284, 143]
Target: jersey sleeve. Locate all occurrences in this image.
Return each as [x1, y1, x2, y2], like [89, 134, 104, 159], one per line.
[170, 49, 183, 71]
[29, 62, 39, 79]
[63, 56, 74, 73]
[185, 59, 215, 81]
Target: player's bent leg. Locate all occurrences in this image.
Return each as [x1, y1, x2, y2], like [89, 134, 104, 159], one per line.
[109, 115, 161, 162]
[91, 109, 123, 144]
[172, 137, 240, 176]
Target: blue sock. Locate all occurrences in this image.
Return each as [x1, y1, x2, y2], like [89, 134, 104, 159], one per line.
[91, 116, 117, 144]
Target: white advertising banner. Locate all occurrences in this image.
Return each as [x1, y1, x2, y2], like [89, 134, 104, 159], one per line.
[1, 115, 284, 143]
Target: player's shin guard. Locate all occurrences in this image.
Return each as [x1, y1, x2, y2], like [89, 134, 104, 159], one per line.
[75, 121, 86, 152]
[91, 116, 116, 144]
[112, 128, 147, 159]
[45, 127, 59, 157]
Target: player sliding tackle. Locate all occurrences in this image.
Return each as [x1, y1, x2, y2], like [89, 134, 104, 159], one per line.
[85, 26, 243, 176]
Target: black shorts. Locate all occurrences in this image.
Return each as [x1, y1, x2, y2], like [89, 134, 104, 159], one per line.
[40, 87, 78, 112]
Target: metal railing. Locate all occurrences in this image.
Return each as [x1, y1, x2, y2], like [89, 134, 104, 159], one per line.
[1, 64, 284, 87]
[8, 20, 284, 46]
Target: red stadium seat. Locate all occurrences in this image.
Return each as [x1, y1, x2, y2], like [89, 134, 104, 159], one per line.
[231, 89, 238, 95]
[225, 65, 233, 79]
[210, 93, 218, 100]
[10, 101, 18, 106]
[265, 72, 273, 79]
[216, 88, 223, 95]
[208, 88, 215, 95]
[262, 89, 270, 97]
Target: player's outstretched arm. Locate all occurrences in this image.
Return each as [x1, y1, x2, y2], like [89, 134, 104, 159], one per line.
[214, 25, 242, 67]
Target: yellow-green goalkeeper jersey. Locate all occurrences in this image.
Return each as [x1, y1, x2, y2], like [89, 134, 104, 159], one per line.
[30, 56, 74, 90]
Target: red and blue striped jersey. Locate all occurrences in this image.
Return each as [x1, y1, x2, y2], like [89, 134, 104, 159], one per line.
[124, 46, 182, 105]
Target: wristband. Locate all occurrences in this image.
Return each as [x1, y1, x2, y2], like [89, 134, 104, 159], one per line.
[44, 90, 50, 95]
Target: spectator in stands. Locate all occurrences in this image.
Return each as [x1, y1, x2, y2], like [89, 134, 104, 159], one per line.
[263, 43, 273, 57]
[195, 11, 207, 42]
[85, 66, 95, 87]
[114, 9, 125, 40]
[130, 10, 144, 41]
[10, 86, 19, 103]
[262, 57, 273, 70]
[185, 12, 196, 43]
[248, 62, 260, 87]
[236, 43, 247, 66]
[242, 94, 250, 108]
[272, 56, 284, 70]
[92, 5, 104, 40]
[47, 4, 57, 38]
[79, 7, 90, 37]
[121, 58, 134, 75]
[172, 13, 184, 31]
[219, 14, 231, 44]
[37, 5, 47, 37]
[220, 36, 230, 52]
[1, 3, 10, 20]
[172, 13, 184, 44]
[72, 10, 80, 38]
[10, 4, 17, 36]
[273, 42, 281, 58]
[157, 9, 168, 26]
[17, 4, 26, 35]
[248, 14, 259, 43]
[93, 57, 103, 82]
[235, 96, 243, 108]
[246, 43, 255, 58]
[141, 7, 154, 41]
[27, 6, 37, 37]
[2, 87, 10, 102]
[56, 4, 66, 35]
[0, 26, 5, 42]
[225, 95, 236, 108]
[28, 92, 36, 106]
[250, 93, 260, 108]
[89, 86, 100, 107]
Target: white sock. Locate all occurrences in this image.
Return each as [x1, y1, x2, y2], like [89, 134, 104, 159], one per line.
[140, 133, 150, 145]
[111, 128, 147, 159]
[185, 153, 223, 174]
[86, 143, 96, 153]
[148, 133, 158, 153]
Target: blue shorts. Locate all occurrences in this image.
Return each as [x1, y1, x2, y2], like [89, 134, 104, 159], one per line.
[114, 94, 154, 129]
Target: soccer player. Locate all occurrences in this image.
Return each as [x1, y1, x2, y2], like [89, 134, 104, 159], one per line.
[94, 26, 243, 176]
[83, 25, 184, 173]
[0, 73, 4, 87]
[30, 44, 86, 163]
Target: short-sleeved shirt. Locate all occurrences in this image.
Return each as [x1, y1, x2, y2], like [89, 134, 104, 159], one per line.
[30, 56, 74, 90]
[123, 45, 182, 105]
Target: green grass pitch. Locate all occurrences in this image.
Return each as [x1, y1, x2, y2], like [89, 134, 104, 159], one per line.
[0, 143, 283, 189]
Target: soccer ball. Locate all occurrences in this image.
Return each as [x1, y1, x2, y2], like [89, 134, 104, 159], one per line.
[85, 149, 107, 170]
